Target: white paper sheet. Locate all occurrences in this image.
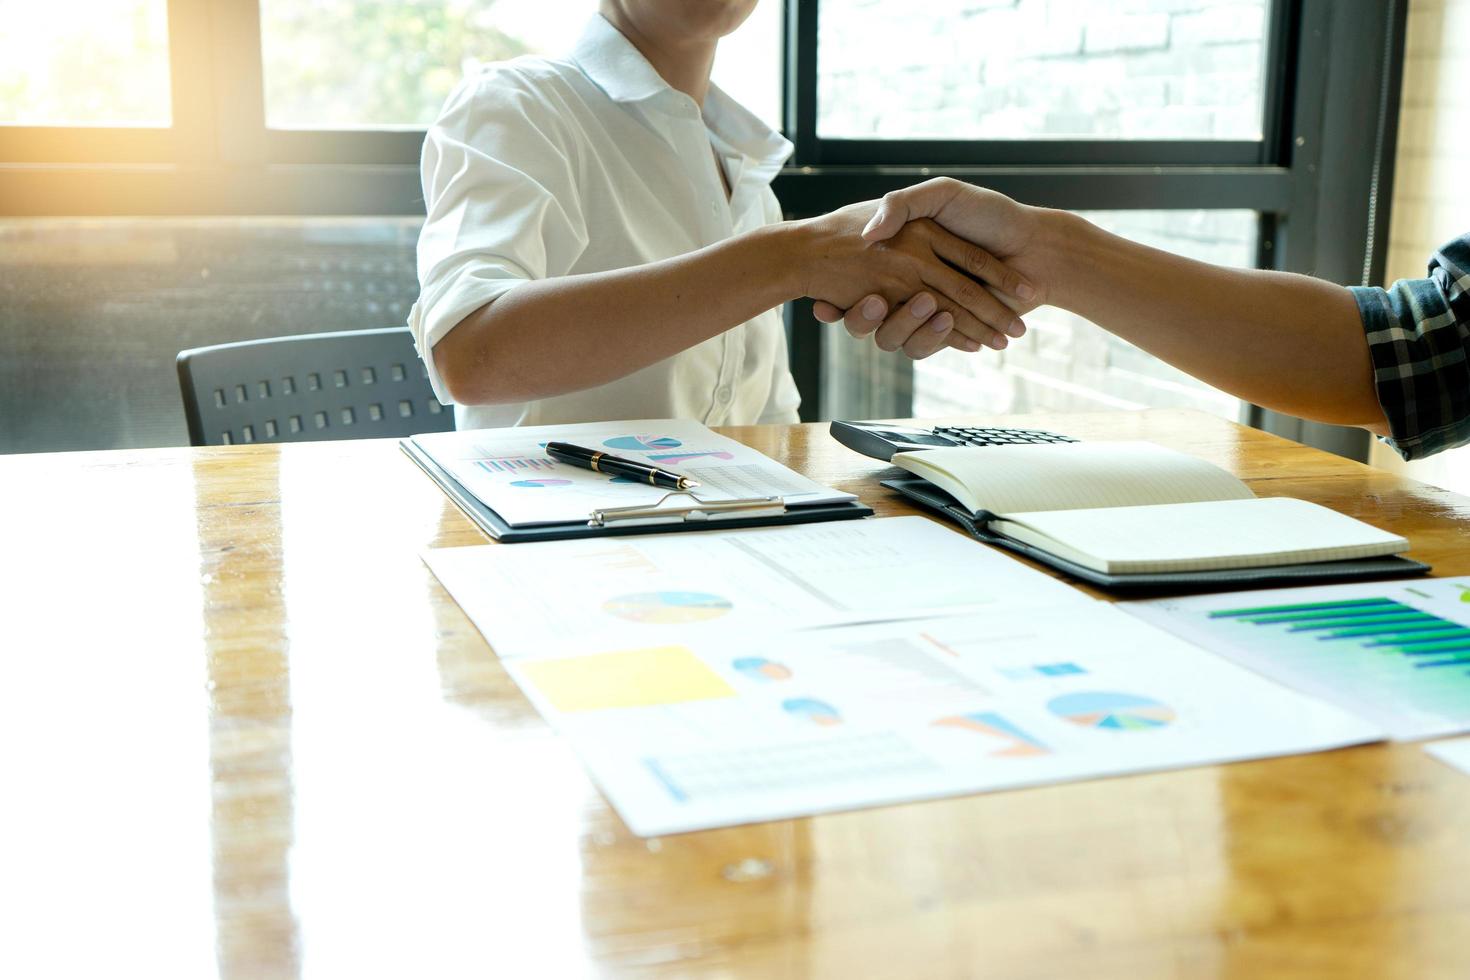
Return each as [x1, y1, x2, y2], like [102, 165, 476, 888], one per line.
[410, 419, 854, 526]
[501, 605, 1382, 836]
[1425, 736, 1470, 774]
[422, 516, 1094, 660]
[993, 497, 1406, 574]
[1125, 578, 1470, 740]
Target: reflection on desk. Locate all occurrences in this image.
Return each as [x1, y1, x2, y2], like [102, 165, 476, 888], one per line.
[5, 410, 1470, 979]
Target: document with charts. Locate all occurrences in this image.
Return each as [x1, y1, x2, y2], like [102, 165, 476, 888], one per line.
[422, 516, 1092, 660]
[408, 419, 855, 527]
[1126, 577, 1470, 740]
[498, 604, 1381, 836]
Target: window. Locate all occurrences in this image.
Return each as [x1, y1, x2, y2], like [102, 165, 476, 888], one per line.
[0, 0, 171, 125]
[710, 0, 783, 131]
[260, 0, 783, 131]
[817, 0, 1270, 141]
[0, 0, 1407, 462]
[260, 0, 572, 129]
[911, 210, 1258, 419]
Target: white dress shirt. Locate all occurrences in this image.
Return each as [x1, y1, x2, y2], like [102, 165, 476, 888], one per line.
[409, 14, 801, 430]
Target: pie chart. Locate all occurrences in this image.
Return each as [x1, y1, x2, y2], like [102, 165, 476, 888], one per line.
[1047, 691, 1175, 731]
[602, 591, 733, 624]
[934, 711, 1049, 756]
[603, 435, 682, 451]
[733, 656, 793, 681]
[783, 697, 842, 726]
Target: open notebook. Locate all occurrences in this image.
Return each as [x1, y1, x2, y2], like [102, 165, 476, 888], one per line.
[884, 442, 1426, 587]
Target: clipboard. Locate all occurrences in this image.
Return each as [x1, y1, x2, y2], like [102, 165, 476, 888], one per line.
[403, 438, 873, 542]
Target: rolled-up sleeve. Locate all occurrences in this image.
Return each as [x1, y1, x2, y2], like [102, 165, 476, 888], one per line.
[408, 67, 589, 404]
[1350, 234, 1470, 460]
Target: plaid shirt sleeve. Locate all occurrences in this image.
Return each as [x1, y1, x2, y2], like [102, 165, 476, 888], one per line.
[1350, 234, 1470, 460]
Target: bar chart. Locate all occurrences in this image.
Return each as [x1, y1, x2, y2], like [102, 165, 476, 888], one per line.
[1129, 579, 1470, 739]
[1209, 598, 1470, 672]
[475, 455, 556, 475]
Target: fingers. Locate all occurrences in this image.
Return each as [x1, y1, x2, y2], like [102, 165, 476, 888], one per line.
[944, 328, 986, 354]
[812, 296, 888, 336]
[861, 177, 963, 242]
[925, 223, 1038, 306]
[902, 310, 958, 360]
[839, 295, 888, 338]
[868, 293, 984, 358]
[920, 261, 1025, 349]
[870, 294, 941, 353]
[812, 300, 843, 323]
[929, 294, 1003, 350]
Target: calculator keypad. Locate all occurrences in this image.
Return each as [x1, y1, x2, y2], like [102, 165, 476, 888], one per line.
[933, 425, 1079, 447]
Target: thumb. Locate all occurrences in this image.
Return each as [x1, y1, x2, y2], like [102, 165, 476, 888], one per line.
[861, 193, 910, 242]
[861, 177, 960, 241]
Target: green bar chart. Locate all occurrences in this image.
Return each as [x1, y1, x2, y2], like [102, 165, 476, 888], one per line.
[1209, 598, 1470, 672]
[1128, 579, 1470, 740]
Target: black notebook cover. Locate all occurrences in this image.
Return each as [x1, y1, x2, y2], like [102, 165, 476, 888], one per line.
[881, 475, 1430, 592]
[404, 438, 873, 543]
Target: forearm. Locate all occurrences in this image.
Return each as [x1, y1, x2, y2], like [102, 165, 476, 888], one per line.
[435, 223, 802, 405]
[1039, 211, 1387, 431]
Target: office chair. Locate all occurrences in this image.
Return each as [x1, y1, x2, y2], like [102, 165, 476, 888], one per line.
[176, 327, 455, 446]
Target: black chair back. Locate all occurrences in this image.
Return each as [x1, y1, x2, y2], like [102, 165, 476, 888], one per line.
[176, 327, 453, 446]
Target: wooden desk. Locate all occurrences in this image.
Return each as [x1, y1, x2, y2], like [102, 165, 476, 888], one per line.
[6, 410, 1470, 979]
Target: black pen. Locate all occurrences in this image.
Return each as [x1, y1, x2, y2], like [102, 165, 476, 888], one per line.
[544, 441, 701, 491]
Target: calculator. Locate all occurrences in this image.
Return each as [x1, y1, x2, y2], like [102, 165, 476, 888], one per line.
[829, 419, 1079, 462]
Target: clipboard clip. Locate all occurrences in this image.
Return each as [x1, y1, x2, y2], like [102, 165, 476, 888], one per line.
[588, 493, 786, 527]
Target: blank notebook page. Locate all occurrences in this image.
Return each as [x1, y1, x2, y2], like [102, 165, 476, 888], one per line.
[991, 497, 1410, 573]
[893, 442, 1255, 515]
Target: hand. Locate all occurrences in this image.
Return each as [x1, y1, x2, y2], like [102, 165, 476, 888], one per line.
[812, 179, 1048, 358]
[795, 201, 1038, 356]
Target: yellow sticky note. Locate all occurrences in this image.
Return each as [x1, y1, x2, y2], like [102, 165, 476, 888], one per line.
[519, 645, 736, 713]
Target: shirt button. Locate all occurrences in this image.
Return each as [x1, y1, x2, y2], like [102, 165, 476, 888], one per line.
[717, 386, 733, 404]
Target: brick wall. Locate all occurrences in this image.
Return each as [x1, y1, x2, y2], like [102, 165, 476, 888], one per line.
[818, 0, 1268, 421]
[818, 0, 1268, 140]
[905, 210, 1254, 421]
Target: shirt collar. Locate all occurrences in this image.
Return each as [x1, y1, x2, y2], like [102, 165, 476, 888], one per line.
[705, 82, 793, 184]
[571, 14, 672, 105]
[572, 14, 793, 181]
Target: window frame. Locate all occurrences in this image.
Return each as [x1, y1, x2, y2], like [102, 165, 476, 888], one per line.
[0, 0, 1408, 457]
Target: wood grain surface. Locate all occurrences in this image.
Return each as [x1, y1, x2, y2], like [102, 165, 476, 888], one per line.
[5, 410, 1470, 980]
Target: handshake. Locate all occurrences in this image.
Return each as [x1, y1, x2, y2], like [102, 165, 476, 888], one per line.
[793, 178, 1052, 361]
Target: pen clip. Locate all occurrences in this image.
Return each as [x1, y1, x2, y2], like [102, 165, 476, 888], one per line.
[588, 493, 785, 527]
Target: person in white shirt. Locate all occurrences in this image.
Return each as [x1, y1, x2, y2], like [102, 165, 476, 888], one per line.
[411, 1, 1033, 430]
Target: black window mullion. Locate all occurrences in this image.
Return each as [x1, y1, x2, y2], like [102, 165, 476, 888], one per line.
[1259, 0, 1300, 167]
[1246, 0, 1408, 460]
[783, 0, 826, 421]
[783, 0, 818, 166]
